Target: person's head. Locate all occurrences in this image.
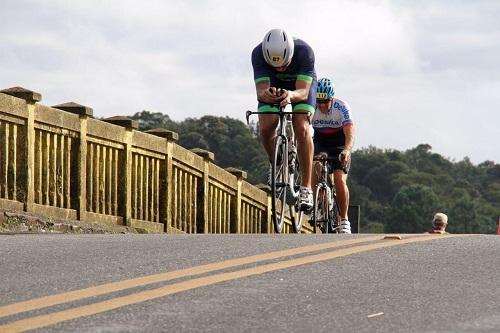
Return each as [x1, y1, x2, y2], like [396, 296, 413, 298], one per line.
[432, 213, 448, 233]
[262, 28, 294, 71]
[316, 77, 336, 112]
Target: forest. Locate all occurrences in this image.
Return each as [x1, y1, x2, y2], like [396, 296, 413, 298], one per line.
[131, 111, 500, 234]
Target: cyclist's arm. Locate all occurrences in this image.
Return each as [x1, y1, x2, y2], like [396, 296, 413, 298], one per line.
[343, 124, 355, 152]
[280, 79, 311, 107]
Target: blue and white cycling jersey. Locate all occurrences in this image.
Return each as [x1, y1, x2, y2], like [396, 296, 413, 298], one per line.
[312, 97, 353, 148]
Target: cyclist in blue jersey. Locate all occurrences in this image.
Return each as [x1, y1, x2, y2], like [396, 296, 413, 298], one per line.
[311, 78, 355, 233]
[251, 28, 317, 211]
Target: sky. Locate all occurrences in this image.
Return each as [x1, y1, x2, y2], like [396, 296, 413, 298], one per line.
[1, 0, 499, 164]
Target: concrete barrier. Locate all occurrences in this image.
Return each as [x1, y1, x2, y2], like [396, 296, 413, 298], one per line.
[0, 87, 313, 234]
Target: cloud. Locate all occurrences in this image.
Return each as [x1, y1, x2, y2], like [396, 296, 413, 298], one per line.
[1, 0, 499, 163]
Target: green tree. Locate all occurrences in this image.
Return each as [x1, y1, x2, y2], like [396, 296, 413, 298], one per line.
[387, 184, 442, 233]
[447, 189, 477, 234]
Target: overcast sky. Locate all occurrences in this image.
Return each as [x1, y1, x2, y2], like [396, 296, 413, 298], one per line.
[1, 0, 499, 164]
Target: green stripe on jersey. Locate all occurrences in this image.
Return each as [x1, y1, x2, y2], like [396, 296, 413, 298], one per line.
[255, 77, 270, 84]
[297, 75, 313, 83]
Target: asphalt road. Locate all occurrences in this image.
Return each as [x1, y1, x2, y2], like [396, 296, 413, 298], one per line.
[1, 233, 499, 332]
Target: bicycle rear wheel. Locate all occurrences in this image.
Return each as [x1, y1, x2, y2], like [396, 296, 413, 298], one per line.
[328, 192, 341, 233]
[313, 183, 329, 234]
[271, 136, 287, 233]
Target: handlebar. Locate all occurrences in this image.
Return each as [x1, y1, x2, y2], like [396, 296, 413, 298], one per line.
[313, 152, 348, 174]
[245, 108, 311, 125]
[313, 152, 340, 162]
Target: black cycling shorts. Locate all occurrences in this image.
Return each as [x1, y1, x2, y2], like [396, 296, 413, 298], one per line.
[313, 141, 351, 174]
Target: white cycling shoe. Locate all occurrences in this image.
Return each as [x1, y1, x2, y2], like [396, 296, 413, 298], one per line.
[338, 219, 351, 234]
[298, 186, 313, 212]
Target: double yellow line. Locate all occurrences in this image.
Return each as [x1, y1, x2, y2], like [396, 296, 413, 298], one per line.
[0, 234, 459, 332]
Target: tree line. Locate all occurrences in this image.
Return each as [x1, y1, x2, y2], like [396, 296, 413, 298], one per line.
[131, 111, 500, 234]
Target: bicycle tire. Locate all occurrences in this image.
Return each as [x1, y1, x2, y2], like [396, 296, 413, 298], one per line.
[289, 203, 304, 234]
[328, 191, 341, 233]
[313, 183, 329, 234]
[271, 135, 287, 233]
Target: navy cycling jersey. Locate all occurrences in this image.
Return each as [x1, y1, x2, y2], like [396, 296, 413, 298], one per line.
[251, 38, 316, 91]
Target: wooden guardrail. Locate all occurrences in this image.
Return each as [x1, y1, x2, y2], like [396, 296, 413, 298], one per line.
[0, 87, 312, 233]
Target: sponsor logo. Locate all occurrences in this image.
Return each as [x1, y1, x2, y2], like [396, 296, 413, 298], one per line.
[333, 101, 350, 119]
[313, 119, 341, 126]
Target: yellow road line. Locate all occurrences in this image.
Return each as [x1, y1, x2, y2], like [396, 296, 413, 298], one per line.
[0, 234, 461, 333]
[0, 235, 383, 319]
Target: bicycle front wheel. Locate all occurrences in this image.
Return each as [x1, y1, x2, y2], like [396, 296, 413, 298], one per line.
[271, 135, 287, 233]
[289, 156, 304, 233]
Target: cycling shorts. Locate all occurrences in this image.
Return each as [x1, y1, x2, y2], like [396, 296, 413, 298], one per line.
[313, 141, 351, 174]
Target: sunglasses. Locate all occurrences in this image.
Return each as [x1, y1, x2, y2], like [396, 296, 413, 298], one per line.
[317, 100, 330, 104]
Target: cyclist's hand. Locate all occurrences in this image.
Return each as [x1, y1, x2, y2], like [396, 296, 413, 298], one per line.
[339, 149, 351, 165]
[263, 87, 281, 103]
[279, 89, 293, 107]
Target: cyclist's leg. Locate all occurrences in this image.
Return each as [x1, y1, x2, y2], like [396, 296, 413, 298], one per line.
[330, 151, 351, 220]
[257, 103, 279, 161]
[292, 113, 313, 188]
[333, 169, 349, 219]
[291, 81, 316, 189]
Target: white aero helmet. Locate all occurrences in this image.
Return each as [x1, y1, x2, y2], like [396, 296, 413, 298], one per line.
[262, 28, 294, 67]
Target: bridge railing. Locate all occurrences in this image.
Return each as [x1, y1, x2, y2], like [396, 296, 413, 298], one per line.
[0, 87, 312, 234]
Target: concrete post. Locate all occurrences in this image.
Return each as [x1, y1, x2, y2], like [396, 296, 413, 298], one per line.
[0, 87, 41, 213]
[191, 148, 214, 234]
[52, 102, 93, 221]
[144, 128, 179, 233]
[103, 116, 138, 226]
[256, 184, 272, 233]
[225, 167, 247, 234]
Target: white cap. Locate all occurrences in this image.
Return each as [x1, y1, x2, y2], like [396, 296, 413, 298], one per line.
[433, 213, 448, 225]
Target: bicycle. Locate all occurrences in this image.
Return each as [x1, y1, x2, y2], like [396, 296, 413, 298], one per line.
[246, 105, 309, 233]
[311, 152, 345, 234]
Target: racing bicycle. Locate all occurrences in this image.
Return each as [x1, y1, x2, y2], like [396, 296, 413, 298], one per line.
[311, 152, 344, 233]
[246, 105, 309, 233]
